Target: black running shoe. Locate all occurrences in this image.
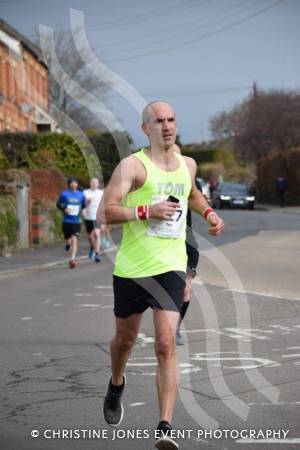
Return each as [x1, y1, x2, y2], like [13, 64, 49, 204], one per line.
[103, 375, 125, 427]
[155, 421, 179, 450]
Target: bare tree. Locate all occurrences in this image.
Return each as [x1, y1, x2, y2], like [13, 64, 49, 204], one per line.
[210, 87, 300, 163]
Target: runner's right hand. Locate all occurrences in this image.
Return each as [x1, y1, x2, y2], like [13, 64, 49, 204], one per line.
[148, 201, 179, 220]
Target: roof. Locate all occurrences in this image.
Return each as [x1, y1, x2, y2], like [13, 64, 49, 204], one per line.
[0, 17, 47, 69]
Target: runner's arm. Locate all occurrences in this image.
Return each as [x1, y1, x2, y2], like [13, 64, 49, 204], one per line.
[56, 193, 66, 212]
[97, 157, 137, 224]
[185, 157, 224, 236]
[185, 157, 210, 214]
[97, 157, 179, 225]
[81, 194, 87, 210]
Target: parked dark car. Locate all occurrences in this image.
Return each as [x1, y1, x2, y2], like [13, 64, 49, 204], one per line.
[212, 182, 255, 210]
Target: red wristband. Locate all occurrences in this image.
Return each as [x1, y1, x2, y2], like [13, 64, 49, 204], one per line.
[136, 205, 149, 221]
[203, 207, 215, 221]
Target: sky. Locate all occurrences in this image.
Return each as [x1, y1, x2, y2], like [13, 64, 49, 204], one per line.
[1, 0, 300, 147]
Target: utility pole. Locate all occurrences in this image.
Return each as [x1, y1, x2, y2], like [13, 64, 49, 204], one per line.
[252, 80, 258, 100]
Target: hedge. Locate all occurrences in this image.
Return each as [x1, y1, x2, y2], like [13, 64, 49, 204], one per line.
[0, 131, 130, 185]
[0, 196, 18, 253]
[257, 148, 300, 205]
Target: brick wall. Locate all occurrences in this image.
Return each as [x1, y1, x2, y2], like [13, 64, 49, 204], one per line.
[28, 169, 66, 245]
[0, 169, 67, 250]
[28, 168, 66, 201]
[0, 41, 48, 132]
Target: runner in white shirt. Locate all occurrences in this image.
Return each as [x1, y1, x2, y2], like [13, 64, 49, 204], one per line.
[83, 178, 103, 263]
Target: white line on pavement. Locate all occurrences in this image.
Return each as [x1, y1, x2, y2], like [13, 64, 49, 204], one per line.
[129, 402, 146, 407]
[221, 288, 300, 302]
[94, 286, 112, 289]
[74, 293, 93, 297]
[248, 401, 300, 406]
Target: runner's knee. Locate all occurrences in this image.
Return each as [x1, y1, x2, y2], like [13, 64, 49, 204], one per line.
[114, 330, 137, 352]
[155, 334, 175, 359]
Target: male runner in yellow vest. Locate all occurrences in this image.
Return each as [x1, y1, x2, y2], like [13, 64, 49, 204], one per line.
[98, 101, 224, 450]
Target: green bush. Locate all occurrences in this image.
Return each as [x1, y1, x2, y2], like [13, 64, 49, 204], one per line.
[213, 150, 237, 168]
[50, 206, 62, 240]
[0, 131, 132, 186]
[0, 150, 9, 169]
[182, 148, 219, 164]
[0, 209, 19, 251]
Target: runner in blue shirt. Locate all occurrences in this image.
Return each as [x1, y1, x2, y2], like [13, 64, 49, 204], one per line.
[56, 177, 86, 268]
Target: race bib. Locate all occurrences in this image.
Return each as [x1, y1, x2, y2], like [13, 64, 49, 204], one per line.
[67, 204, 80, 216]
[147, 196, 187, 238]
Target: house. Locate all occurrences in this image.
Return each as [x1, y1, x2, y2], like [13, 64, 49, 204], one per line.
[0, 18, 56, 132]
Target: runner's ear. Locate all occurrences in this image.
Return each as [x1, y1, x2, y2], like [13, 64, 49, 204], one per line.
[141, 122, 149, 136]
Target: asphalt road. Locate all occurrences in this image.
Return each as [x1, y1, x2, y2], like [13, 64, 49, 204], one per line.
[1, 209, 300, 450]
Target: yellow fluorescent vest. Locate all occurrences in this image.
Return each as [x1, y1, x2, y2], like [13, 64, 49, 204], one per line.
[113, 148, 192, 278]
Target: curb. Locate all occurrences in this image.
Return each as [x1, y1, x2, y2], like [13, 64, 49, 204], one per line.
[256, 205, 300, 214]
[0, 246, 117, 280]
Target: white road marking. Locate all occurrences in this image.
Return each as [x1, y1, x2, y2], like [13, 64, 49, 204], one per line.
[192, 351, 249, 355]
[180, 367, 202, 374]
[127, 362, 157, 366]
[52, 303, 62, 306]
[224, 328, 273, 340]
[182, 329, 210, 334]
[137, 333, 155, 346]
[78, 304, 101, 307]
[130, 402, 146, 407]
[221, 288, 300, 301]
[130, 357, 156, 360]
[282, 353, 300, 358]
[127, 357, 202, 375]
[74, 293, 93, 297]
[43, 298, 55, 304]
[190, 353, 278, 370]
[192, 279, 203, 285]
[19, 317, 32, 320]
[32, 352, 50, 362]
[248, 401, 300, 406]
[182, 327, 274, 342]
[94, 285, 112, 289]
[73, 304, 113, 312]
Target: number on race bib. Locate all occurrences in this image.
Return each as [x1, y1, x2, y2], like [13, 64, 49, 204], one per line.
[147, 196, 187, 239]
[67, 204, 80, 216]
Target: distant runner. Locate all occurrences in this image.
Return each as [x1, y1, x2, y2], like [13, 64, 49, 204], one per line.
[56, 177, 85, 269]
[83, 178, 103, 263]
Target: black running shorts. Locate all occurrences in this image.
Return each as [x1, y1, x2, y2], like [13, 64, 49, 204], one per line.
[113, 271, 186, 318]
[62, 222, 81, 240]
[84, 219, 100, 234]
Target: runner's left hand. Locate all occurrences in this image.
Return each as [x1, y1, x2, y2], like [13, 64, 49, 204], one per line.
[207, 213, 224, 236]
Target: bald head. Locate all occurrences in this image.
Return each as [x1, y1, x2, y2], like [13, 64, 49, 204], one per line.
[142, 101, 175, 124]
[141, 100, 177, 150]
